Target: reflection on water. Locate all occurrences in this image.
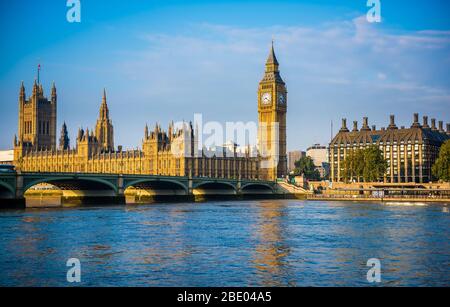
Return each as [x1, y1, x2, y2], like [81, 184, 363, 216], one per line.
[252, 201, 294, 286]
[0, 200, 449, 287]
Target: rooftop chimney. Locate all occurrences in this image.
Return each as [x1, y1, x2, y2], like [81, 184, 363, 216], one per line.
[431, 118, 437, 131]
[340, 118, 349, 132]
[411, 113, 420, 128]
[423, 116, 429, 128]
[388, 115, 398, 130]
[439, 121, 444, 132]
[361, 117, 371, 131]
[352, 121, 359, 132]
[372, 125, 376, 131]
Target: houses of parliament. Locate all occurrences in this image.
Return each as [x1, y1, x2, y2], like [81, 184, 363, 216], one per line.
[13, 44, 288, 181]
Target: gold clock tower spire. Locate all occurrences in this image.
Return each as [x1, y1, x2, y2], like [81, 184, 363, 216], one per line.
[257, 41, 288, 180]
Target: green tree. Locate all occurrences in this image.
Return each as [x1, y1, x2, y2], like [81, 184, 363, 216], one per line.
[342, 149, 355, 182]
[342, 148, 365, 182]
[432, 140, 450, 182]
[341, 145, 387, 182]
[355, 149, 366, 181]
[294, 156, 321, 180]
[363, 145, 388, 182]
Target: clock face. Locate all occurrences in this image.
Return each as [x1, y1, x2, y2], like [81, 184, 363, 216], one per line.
[278, 93, 285, 104]
[261, 92, 272, 105]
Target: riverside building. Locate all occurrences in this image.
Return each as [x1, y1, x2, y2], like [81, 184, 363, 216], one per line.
[329, 114, 449, 183]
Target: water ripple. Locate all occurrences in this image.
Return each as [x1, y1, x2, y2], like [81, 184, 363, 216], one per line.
[0, 200, 449, 286]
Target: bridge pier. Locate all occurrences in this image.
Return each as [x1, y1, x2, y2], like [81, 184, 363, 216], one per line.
[0, 198, 26, 209]
[128, 194, 195, 204]
[237, 177, 242, 196]
[61, 191, 126, 207]
[15, 173, 24, 199]
[24, 190, 126, 208]
[117, 175, 125, 198]
[188, 176, 193, 196]
[60, 195, 126, 206]
[0, 173, 26, 209]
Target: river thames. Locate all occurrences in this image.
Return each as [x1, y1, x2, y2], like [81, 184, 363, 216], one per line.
[0, 200, 449, 287]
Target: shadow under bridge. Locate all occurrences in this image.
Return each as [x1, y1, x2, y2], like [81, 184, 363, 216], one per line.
[23, 175, 120, 206]
[124, 177, 189, 203]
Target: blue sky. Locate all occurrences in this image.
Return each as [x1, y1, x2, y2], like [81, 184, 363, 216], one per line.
[1, 0, 449, 151]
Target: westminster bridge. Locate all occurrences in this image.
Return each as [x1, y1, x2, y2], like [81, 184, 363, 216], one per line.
[0, 172, 289, 208]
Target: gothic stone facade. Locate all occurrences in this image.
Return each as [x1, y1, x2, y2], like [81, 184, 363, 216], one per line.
[13, 44, 287, 180]
[330, 114, 450, 183]
[14, 86, 259, 179]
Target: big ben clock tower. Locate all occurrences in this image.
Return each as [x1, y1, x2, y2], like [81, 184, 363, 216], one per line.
[258, 41, 287, 181]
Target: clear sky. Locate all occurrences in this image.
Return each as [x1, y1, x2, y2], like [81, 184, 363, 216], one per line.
[1, 0, 449, 151]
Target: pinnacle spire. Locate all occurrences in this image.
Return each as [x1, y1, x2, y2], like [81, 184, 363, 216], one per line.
[98, 88, 109, 119]
[20, 81, 25, 97]
[33, 79, 38, 94]
[145, 124, 149, 139]
[51, 81, 57, 98]
[266, 40, 279, 66]
[59, 121, 70, 150]
[261, 40, 284, 83]
[37, 63, 41, 85]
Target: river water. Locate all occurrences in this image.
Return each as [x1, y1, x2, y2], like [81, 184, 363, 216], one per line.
[0, 200, 449, 287]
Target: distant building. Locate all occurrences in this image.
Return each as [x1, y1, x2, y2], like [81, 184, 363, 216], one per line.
[0, 150, 14, 165]
[203, 141, 258, 158]
[306, 144, 329, 179]
[330, 114, 450, 183]
[288, 150, 306, 172]
[306, 144, 328, 166]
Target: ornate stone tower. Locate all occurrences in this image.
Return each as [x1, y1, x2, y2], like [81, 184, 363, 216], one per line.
[95, 89, 115, 152]
[59, 122, 70, 150]
[15, 78, 57, 156]
[257, 42, 288, 180]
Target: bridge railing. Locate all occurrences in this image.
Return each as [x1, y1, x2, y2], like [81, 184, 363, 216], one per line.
[4, 171, 275, 185]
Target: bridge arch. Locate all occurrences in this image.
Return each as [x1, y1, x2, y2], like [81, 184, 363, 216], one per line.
[24, 176, 118, 194]
[0, 181, 15, 199]
[194, 181, 237, 195]
[194, 181, 237, 190]
[241, 183, 275, 192]
[124, 178, 189, 194]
